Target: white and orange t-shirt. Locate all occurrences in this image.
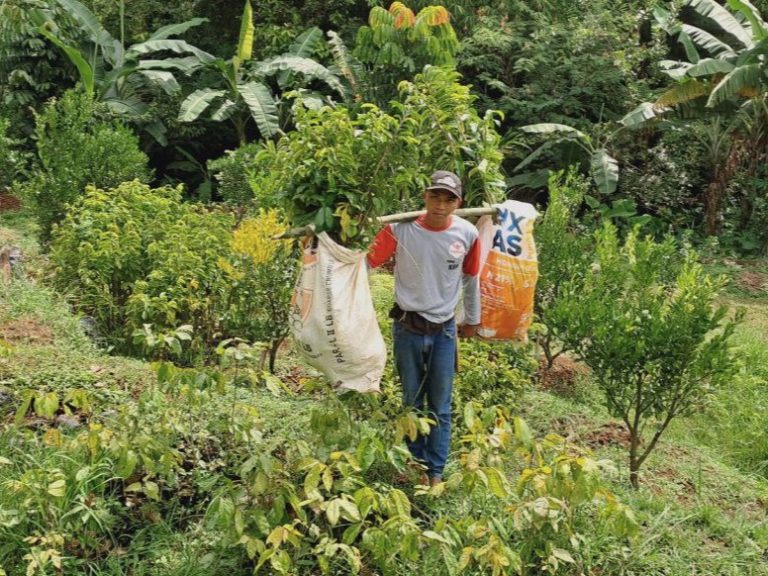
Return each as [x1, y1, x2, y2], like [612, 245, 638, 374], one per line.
[367, 215, 481, 325]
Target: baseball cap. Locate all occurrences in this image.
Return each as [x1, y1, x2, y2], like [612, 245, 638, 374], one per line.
[426, 170, 462, 199]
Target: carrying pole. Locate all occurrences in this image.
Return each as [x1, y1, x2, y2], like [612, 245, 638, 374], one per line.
[274, 205, 502, 239]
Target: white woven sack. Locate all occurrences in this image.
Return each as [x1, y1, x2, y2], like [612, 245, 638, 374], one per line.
[291, 232, 386, 393]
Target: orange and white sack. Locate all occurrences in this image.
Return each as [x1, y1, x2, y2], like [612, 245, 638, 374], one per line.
[291, 232, 386, 393]
[475, 200, 539, 341]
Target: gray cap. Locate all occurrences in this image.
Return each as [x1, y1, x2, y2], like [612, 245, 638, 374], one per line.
[426, 170, 462, 199]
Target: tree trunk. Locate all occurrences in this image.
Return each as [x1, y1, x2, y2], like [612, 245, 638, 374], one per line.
[629, 429, 641, 489]
[268, 338, 282, 374]
[704, 179, 723, 237]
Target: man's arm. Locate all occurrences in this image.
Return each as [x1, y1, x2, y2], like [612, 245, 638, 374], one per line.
[459, 237, 482, 337]
[367, 224, 397, 268]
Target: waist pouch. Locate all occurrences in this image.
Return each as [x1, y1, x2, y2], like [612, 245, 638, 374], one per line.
[389, 304, 449, 336]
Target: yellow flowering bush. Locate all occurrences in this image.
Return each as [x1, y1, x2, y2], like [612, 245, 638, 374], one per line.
[220, 210, 298, 372]
[231, 210, 287, 265]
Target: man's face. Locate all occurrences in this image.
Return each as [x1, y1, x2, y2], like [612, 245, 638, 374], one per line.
[423, 189, 461, 224]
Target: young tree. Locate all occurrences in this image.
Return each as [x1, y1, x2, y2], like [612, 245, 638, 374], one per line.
[570, 224, 740, 488]
[533, 170, 592, 369]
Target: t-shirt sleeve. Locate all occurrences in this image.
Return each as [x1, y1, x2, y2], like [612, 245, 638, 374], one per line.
[367, 224, 397, 268]
[462, 236, 481, 276]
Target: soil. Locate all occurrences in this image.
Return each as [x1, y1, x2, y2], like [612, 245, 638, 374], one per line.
[583, 421, 632, 449]
[0, 317, 54, 345]
[737, 270, 768, 295]
[537, 355, 590, 393]
[0, 193, 21, 213]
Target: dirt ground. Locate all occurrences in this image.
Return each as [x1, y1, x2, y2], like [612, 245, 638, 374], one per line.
[0, 317, 54, 345]
[0, 193, 21, 213]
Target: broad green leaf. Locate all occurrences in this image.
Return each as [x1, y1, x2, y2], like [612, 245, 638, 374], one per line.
[506, 169, 551, 189]
[652, 6, 673, 32]
[658, 60, 693, 80]
[270, 549, 292, 574]
[513, 139, 560, 172]
[686, 0, 753, 48]
[620, 102, 667, 127]
[681, 24, 737, 58]
[727, 0, 767, 41]
[687, 58, 736, 76]
[116, 449, 138, 478]
[148, 17, 208, 41]
[591, 148, 619, 196]
[239, 82, 279, 138]
[520, 123, 588, 140]
[54, 0, 122, 62]
[388, 489, 411, 517]
[104, 97, 148, 117]
[128, 39, 216, 64]
[655, 79, 710, 108]
[677, 29, 701, 64]
[484, 467, 510, 498]
[14, 391, 34, 425]
[36, 392, 59, 419]
[235, 0, 254, 67]
[289, 27, 324, 58]
[178, 88, 226, 122]
[137, 57, 204, 73]
[342, 523, 362, 545]
[514, 417, 534, 448]
[707, 63, 762, 105]
[139, 70, 180, 94]
[38, 28, 94, 95]
[47, 479, 66, 497]
[338, 498, 361, 522]
[211, 99, 238, 121]
[326, 499, 341, 525]
[422, 530, 450, 544]
[551, 548, 576, 563]
[144, 480, 160, 501]
[256, 55, 345, 95]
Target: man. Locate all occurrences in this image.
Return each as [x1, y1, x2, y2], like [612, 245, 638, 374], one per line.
[367, 170, 481, 486]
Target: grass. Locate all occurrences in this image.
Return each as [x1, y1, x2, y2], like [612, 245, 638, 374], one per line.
[2, 210, 768, 575]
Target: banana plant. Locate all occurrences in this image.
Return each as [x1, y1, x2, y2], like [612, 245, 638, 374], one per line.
[514, 123, 620, 196]
[33, 0, 213, 129]
[618, 0, 768, 235]
[638, 0, 768, 114]
[178, 0, 345, 145]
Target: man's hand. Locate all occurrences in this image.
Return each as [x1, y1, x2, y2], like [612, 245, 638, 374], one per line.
[458, 324, 480, 338]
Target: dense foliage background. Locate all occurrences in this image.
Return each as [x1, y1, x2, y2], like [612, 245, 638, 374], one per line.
[1, 1, 768, 575]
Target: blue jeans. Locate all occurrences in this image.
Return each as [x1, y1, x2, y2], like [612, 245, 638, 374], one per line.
[393, 318, 456, 479]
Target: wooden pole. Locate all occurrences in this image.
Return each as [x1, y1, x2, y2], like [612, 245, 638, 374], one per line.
[275, 205, 502, 239]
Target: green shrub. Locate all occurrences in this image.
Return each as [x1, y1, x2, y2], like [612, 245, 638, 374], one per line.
[29, 89, 151, 243]
[561, 224, 740, 488]
[50, 181, 298, 364]
[208, 142, 261, 206]
[50, 182, 185, 340]
[219, 210, 298, 372]
[0, 117, 22, 191]
[454, 340, 536, 412]
[249, 67, 505, 248]
[50, 181, 233, 359]
[534, 169, 592, 369]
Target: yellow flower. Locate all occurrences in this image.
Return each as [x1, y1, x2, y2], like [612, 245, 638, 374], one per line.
[232, 210, 288, 265]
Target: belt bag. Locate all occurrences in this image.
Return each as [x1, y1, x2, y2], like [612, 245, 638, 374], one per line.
[389, 304, 448, 336]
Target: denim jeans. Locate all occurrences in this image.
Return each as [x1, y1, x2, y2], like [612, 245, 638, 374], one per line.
[393, 318, 456, 479]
